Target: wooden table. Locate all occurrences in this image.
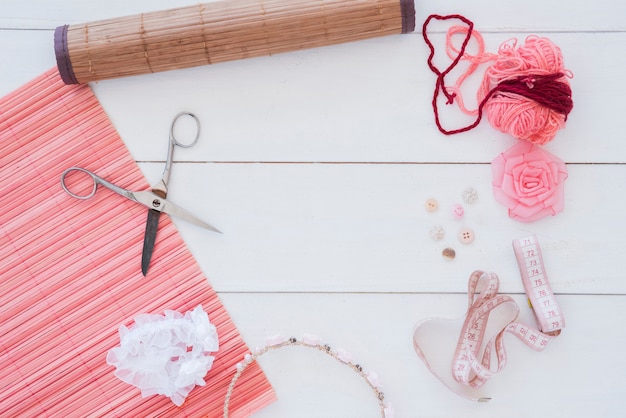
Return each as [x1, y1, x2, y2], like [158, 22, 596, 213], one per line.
[2, 0, 624, 416]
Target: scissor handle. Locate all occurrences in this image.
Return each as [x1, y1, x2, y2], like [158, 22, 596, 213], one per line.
[162, 112, 201, 188]
[169, 111, 200, 148]
[61, 167, 130, 200]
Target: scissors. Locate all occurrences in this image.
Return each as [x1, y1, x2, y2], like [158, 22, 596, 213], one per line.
[61, 111, 221, 276]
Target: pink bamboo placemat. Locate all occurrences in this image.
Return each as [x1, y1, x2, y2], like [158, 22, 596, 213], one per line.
[0, 69, 275, 417]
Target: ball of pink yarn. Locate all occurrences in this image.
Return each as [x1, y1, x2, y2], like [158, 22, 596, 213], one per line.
[478, 36, 572, 145]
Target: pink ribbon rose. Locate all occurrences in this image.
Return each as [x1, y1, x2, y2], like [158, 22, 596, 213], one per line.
[491, 141, 568, 222]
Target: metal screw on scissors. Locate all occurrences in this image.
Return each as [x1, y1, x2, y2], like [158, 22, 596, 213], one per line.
[60, 112, 221, 277]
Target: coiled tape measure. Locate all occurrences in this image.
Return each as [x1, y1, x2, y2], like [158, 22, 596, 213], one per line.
[414, 234, 565, 401]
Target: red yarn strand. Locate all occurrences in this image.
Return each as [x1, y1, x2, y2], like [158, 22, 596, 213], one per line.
[422, 14, 477, 135]
[495, 74, 573, 120]
[422, 14, 474, 122]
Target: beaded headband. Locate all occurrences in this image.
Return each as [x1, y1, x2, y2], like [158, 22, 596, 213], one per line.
[223, 334, 394, 418]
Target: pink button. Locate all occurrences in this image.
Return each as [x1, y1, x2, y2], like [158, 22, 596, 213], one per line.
[451, 204, 464, 219]
[457, 228, 475, 244]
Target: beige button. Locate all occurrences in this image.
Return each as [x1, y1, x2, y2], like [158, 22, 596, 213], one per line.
[457, 228, 475, 244]
[425, 198, 439, 212]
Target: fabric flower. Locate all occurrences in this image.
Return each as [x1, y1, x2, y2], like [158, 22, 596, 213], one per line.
[106, 305, 218, 407]
[491, 141, 567, 222]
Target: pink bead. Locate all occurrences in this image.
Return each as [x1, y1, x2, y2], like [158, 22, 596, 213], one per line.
[384, 405, 395, 418]
[265, 335, 287, 346]
[302, 334, 321, 346]
[337, 348, 353, 364]
[367, 370, 382, 388]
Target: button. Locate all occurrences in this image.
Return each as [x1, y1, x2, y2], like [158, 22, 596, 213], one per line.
[429, 225, 445, 241]
[451, 203, 464, 219]
[457, 228, 475, 244]
[442, 247, 456, 260]
[462, 187, 478, 204]
[425, 198, 438, 212]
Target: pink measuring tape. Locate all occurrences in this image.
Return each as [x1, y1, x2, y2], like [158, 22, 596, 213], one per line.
[512, 235, 565, 335]
[413, 235, 565, 401]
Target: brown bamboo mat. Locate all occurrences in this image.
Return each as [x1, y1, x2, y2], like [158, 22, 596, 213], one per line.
[55, 0, 415, 84]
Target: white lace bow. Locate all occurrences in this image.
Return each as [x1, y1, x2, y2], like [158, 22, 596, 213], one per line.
[106, 305, 219, 406]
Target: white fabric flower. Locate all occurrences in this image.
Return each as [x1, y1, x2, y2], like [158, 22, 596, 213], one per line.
[106, 305, 218, 406]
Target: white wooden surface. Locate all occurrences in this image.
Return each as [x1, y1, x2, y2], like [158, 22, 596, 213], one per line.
[2, 0, 625, 416]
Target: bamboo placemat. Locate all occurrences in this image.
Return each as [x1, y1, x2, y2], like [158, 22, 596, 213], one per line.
[0, 69, 275, 417]
[55, 0, 416, 84]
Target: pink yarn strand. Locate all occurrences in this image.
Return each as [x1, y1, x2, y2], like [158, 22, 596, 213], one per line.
[445, 25, 498, 116]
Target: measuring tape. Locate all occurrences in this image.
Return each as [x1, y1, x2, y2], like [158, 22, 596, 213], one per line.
[414, 235, 565, 400]
[512, 234, 565, 336]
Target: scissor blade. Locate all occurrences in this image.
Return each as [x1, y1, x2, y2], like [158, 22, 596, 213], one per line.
[165, 202, 223, 233]
[132, 191, 222, 233]
[141, 209, 161, 276]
